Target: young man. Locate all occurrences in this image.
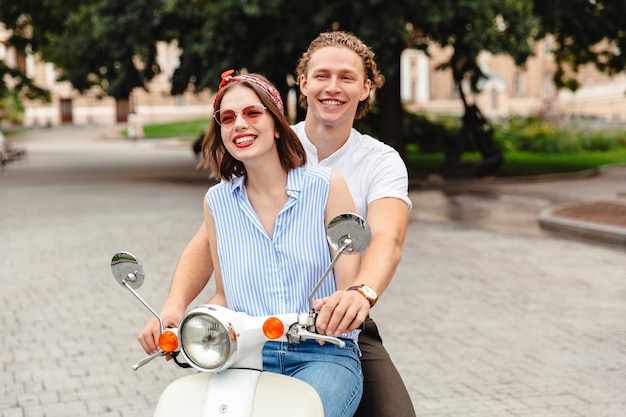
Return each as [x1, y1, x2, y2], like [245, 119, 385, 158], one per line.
[139, 31, 415, 417]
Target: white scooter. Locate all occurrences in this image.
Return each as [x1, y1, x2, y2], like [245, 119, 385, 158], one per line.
[111, 213, 370, 417]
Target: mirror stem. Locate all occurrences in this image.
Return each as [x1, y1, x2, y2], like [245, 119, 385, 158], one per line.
[122, 277, 165, 334]
[308, 238, 352, 314]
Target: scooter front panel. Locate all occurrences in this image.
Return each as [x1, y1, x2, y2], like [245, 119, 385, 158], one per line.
[153, 373, 212, 417]
[253, 372, 324, 417]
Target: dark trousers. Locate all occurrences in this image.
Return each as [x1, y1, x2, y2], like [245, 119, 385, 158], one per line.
[354, 317, 416, 417]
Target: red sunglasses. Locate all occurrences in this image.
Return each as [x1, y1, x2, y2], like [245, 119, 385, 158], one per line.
[213, 104, 267, 126]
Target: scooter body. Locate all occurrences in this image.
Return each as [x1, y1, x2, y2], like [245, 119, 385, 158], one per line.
[154, 371, 323, 417]
[110, 213, 371, 417]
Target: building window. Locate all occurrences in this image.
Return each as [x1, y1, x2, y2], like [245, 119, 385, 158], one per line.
[15, 50, 26, 72]
[543, 72, 554, 97]
[513, 71, 524, 96]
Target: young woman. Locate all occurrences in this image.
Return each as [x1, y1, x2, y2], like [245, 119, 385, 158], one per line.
[198, 70, 363, 417]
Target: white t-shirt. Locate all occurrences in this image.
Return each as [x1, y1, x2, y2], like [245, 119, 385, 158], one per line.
[292, 121, 412, 219]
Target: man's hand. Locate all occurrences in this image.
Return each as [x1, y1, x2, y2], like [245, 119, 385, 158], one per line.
[314, 290, 370, 337]
[138, 307, 185, 355]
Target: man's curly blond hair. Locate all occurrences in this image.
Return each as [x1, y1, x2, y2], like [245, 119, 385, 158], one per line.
[295, 31, 385, 120]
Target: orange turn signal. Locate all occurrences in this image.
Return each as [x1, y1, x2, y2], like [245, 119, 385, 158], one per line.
[263, 317, 285, 340]
[158, 331, 179, 353]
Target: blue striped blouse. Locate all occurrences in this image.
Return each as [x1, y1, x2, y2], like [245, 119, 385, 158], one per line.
[206, 166, 359, 343]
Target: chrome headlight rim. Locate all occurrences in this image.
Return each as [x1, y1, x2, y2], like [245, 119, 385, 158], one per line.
[179, 306, 237, 372]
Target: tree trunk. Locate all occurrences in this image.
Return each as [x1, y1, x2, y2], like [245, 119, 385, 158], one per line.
[377, 60, 405, 161]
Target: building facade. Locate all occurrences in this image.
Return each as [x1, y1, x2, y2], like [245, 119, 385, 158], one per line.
[1, 24, 212, 127]
[401, 37, 626, 122]
[2, 22, 625, 127]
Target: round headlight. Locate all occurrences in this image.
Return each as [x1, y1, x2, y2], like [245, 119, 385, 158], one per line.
[179, 311, 236, 371]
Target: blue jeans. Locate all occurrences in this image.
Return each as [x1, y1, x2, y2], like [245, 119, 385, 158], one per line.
[263, 340, 363, 417]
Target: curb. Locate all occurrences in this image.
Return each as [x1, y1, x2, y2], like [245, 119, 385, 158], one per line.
[539, 202, 626, 248]
[409, 163, 626, 190]
[409, 168, 600, 190]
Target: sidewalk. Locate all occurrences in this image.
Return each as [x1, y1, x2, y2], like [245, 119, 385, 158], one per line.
[2, 125, 625, 417]
[411, 165, 626, 249]
[14, 123, 626, 249]
[539, 198, 626, 247]
[536, 166, 626, 248]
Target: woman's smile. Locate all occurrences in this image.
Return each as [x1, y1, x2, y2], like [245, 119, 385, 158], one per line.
[233, 133, 257, 148]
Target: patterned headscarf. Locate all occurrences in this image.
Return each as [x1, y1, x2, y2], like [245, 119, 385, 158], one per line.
[213, 69, 284, 114]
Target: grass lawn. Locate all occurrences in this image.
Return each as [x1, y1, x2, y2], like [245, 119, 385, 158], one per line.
[142, 118, 212, 141]
[143, 118, 626, 177]
[407, 149, 626, 177]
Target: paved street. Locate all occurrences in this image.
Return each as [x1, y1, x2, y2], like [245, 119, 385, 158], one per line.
[1, 125, 624, 417]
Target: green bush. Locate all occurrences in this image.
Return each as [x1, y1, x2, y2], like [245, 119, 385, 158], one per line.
[493, 116, 626, 154]
[353, 107, 459, 153]
[516, 122, 579, 153]
[578, 130, 625, 151]
[404, 112, 460, 153]
[0, 91, 25, 125]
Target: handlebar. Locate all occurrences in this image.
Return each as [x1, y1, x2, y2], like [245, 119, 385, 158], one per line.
[292, 329, 346, 348]
[133, 350, 165, 370]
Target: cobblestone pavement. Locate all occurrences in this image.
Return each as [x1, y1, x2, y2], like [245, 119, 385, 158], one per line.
[1, 126, 624, 417]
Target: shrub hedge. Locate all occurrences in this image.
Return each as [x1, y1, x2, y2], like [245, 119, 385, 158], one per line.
[356, 110, 626, 155]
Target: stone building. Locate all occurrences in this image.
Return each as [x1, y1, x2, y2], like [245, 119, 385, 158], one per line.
[2, 22, 625, 127]
[1, 23, 212, 127]
[401, 37, 626, 122]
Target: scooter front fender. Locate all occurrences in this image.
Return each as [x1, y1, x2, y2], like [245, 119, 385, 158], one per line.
[153, 370, 323, 417]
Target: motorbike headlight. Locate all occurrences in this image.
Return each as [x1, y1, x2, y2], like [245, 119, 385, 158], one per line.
[179, 309, 237, 372]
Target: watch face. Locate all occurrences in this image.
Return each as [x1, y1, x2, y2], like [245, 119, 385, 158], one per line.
[362, 286, 377, 298]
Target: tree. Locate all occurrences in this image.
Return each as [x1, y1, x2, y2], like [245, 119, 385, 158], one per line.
[43, 0, 162, 103]
[0, 62, 50, 123]
[3, 0, 625, 173]
[533, 0, 626, 90]
[0, 0, 66, 120]
[159, 0, 416, 157]
[0, 0, 163, 121]
[158, 0, 542, 169]
[406, 0, 538, 175]
[160, 1, 324, 108]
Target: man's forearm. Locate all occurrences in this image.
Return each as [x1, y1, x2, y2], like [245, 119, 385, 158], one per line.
[356, 198, 409, 296]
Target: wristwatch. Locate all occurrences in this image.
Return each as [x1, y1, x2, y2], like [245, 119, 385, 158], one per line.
[347, 285, 378, 307]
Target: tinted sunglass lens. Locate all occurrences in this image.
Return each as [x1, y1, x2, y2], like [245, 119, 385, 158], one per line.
[242, 106, 264, 122]
[215, 105, 265, 126]
[217, 110, 235, 125]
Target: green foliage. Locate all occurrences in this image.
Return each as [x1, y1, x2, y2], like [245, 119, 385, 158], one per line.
[494, 116, 626, 153]
[411, 0, 538, 88]
[142, 118, 211, 140]
[408, 147, 626, 177]
[0, 90, 25, 124]
[0, 0, 85, 104]
[42, 0, 163, 100]
[403, 113, 460, 154]
[0, 62, 50, 122]
[139, 116, 626, 177]
[579, 130, 626, 151]
[1, 0, 625, 165]
[495, 117, 573, 153]
[533, 0, 626, 90]
[353, 107, 459, 154]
